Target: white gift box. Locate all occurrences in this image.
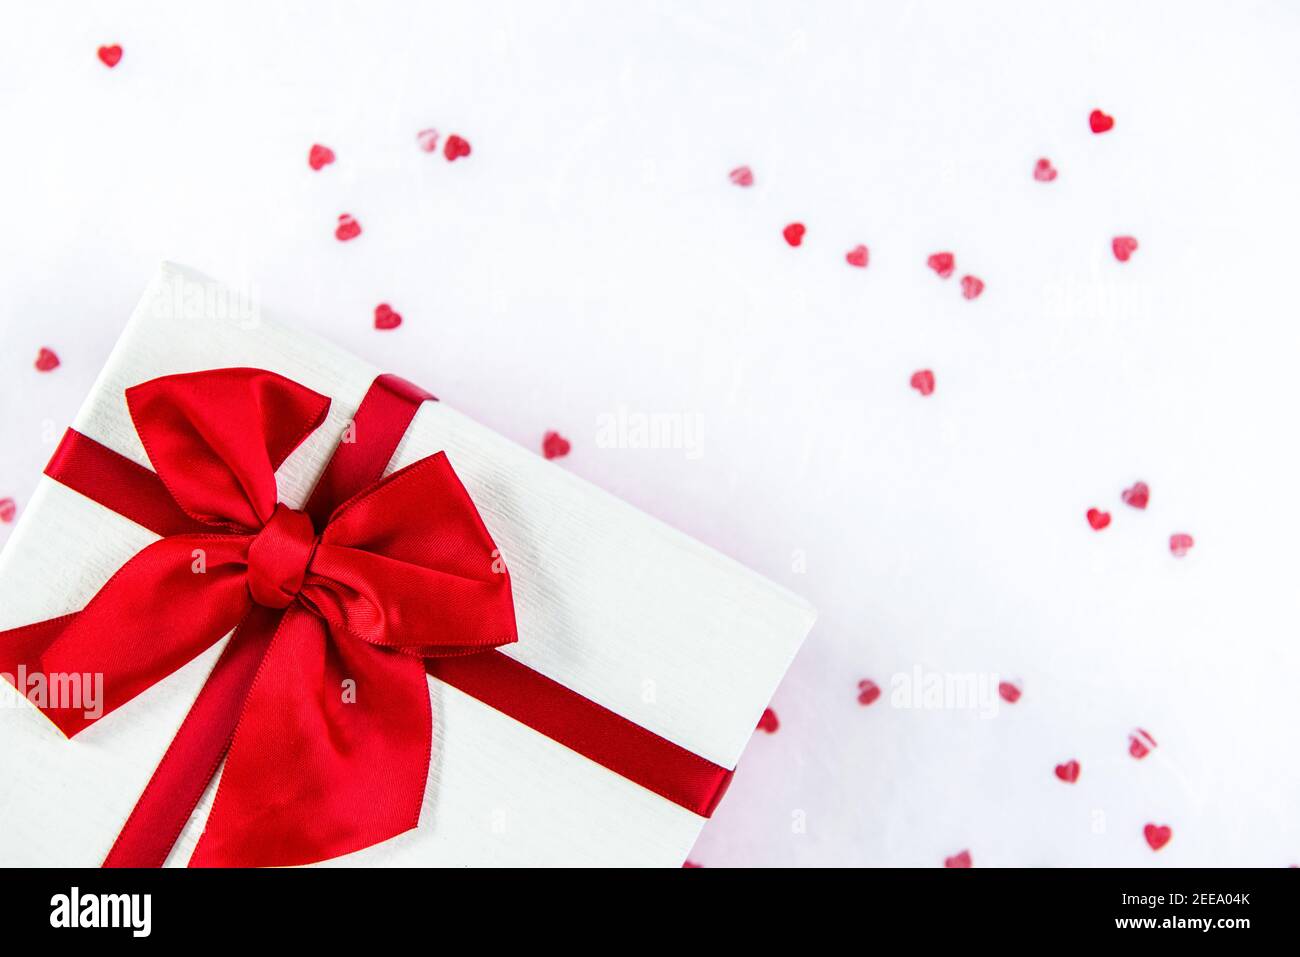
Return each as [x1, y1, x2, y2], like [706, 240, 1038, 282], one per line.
[0, 263, 815, 867]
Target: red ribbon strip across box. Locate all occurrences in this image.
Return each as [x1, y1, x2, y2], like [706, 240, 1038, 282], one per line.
[0, 264, 816, 867]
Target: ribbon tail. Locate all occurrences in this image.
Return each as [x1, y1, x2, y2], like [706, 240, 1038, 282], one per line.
[103, 605, 284, 868]
[189, 608, 432, 867]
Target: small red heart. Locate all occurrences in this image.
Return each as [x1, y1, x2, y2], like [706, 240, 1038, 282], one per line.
[998, 681, 1022, 704]
[845, 244, 869, 268]
[97, 45, 123, 68]
[35, 347, 60, 372]
[1089, 109, 1115, 134]
[960, 275, 984, 300]
[542, 430, 571, 460]
[0, 498, 16, 523]
[1054, 760, 1081, 784]
[682, 860, 703, 868]
[729, 165, 754, 187]
[1033, 158, 1058, 182]
[1086, 508, 1111, 530]
[444, 134, 472, 161]
[783, 222, 805, 247]
[857, 679, 881, 706]
[1169, 533, 1194, 558]
[416, 128, 439, 153]
[1121, 481, 1150, 510]
[373, 303, 403, 330]
[1143, 823, 1172, 851]
[1129, 728, 1158, 759]
[756, 707, 779, 733]
[927, 252, 955, 279]
[944, 850, 972, 869]
[1112, 236, 1139, 262]
[308, 144, 335, 171]
[335, 214, 362, 242]
[910, 369, 935, 397]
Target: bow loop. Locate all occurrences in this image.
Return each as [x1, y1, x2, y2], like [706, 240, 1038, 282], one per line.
[303, 453, 517, 656]
[25, 534, 255, 736]
[127, 368, 331, 529]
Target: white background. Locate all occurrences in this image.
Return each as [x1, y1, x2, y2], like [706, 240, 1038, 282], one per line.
[1, 1, 1297, 866]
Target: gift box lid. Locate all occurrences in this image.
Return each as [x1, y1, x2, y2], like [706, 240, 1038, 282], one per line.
[0, 262, 816, 866]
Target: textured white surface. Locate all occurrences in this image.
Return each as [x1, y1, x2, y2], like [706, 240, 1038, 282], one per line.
[0, 264, 814, 866]
[1, 2, 1298, 867]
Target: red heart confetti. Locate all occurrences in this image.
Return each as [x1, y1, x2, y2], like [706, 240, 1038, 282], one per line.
[1033, 158, 1058, 182]
[444, 134, 472, 161]
[998, 681, 1021, 704]
[1129, 728, 1158, 759]
[683, 860, 703, 868]
[756, 707, 779, 733]
[857, 679, 881, 706]
[910, 369, 935, 396]
[729, 165, 754, 187]
[1089, 109, 1115, 134]
[0, 498, 16, 523]
[373, 303, 402, 330]
[416, 128, 440, 153]
[1169, 533, 1195, 558]
[97, 45, 123, 69]
[960, 275, 985, 300]
[783, 222, 806, 247]
[927, 252, 955, 279]
[1121, 481, 1150, 509]
[1054, 760, 1081, 784]
[845, 244, 869, 268]
[35, 348, 60, 372]
[335, 214, 362, 242]
[944, 850, 972, 869]
[1086, 508, 1111, 531]
[1112, 236, 1139, 262]
[542, 431, 571, 460]
[308, 144, 335, 171]
[1143, 824, 1172, 851]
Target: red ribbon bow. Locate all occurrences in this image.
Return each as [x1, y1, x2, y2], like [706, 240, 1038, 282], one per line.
[0, 368, 516, 866]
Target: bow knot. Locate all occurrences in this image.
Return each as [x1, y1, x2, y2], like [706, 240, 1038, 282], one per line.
[247, 504, 317, 609]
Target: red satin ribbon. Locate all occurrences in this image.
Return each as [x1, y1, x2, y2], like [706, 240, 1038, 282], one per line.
[0, 368, 732, 867]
